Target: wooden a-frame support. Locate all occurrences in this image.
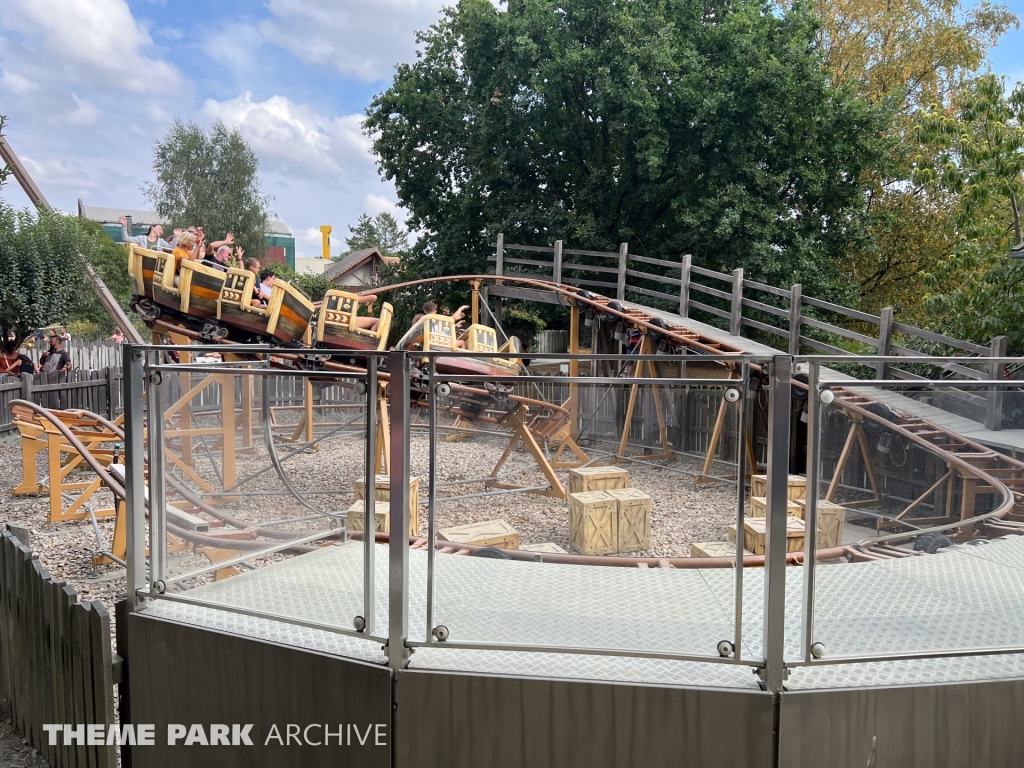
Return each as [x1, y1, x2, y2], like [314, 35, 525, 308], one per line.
[486, 410, 567, 499]
[695, 366, 757, 484]
[612, 335, 674, 464]
[824, 410, 883, 508]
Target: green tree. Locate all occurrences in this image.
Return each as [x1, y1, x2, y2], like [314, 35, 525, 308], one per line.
[0, 203, 89, 346]
[807, 0, 1018, 316]
[144, 119, 272, 258]
[366, 0, 887, 306]
[341, 212, 409, 256]
[911, 76, 1024, 348]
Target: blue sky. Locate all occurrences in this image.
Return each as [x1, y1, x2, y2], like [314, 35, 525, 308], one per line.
[0, 0, 1022, 259]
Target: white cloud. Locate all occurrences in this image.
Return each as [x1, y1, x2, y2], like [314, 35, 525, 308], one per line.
[364, 193, 404, 218]
[259, 0, 448, 82]
[65, 94, 102, 126]
[204, 22, 266, 75]
[1, 69, 38, 95]
[20, 156, 97, 190]
[0, 0, 182, 93]
[201, 91, 372, 175]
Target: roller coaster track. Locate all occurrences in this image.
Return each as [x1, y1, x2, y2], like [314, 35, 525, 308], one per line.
[81, 272, 1024, 566]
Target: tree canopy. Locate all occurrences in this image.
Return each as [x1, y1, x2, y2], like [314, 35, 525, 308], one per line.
[366, 0, 888, 301]
[341, 212, 409, 257]
[144, 119, 272, 258]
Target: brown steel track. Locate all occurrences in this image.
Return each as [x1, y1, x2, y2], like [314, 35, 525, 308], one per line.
[97, 274, 1024, 567]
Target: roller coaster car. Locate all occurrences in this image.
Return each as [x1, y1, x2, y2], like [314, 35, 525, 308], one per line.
[127, 244, 161, 300]
[394, 314, 523, 377]
[315, 290, 394, 351]
[129, 245, 228, 331]
[217, 268, 316, 345]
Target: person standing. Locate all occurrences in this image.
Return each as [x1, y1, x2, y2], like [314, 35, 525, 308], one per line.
[39, 334, 72, 373]
[109, 329, 125, 344]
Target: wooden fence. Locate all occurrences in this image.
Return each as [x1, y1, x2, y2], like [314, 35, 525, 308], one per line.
[0, 369, 123, 434]
[0, 528, 118, 768]
[489, 235, 1009, 430]
[22, 340, 124, 371]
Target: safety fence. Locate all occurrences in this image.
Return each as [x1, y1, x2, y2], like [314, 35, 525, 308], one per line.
[489, 235, 1009, 429]
[0, 528, 118, 768]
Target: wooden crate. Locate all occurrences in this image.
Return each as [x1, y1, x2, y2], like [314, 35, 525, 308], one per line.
[520, 542, 568, 554]
[568, 466, 630, 494]
[568, 491, 618, 555]
[792, 500, 847, 548]
[607, 488, 652, 553]
[346, 500, 391, 533]
[750, 474, 806, 500]
[691, 541, 753, 558]
[438, 520, 520, 550]
[748, 496, 803, 518]
[729, 517, 806, 555]
[354, 474, 421, 536]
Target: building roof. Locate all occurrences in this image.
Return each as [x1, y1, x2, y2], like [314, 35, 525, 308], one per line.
[323, 247, 399, 285]
[78, 200, 166, 225]
[77, 199, 293, 239]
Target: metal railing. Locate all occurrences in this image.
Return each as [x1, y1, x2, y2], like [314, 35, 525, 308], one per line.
[120, 345, 1024, 694]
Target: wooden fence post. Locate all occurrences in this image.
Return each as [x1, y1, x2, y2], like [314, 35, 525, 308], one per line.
[986, 334, 1008, 431]
[106, 366, 117, 420]
[679, 254, 692, 317]
[787, 284, 803, 355]
[495, 233, 504, 280]
[616, 243, 628, 300]
[553, 239, 563, 285]
[20, 371, 33, 403]
[876, 307, 894, 380]
[730, 268, 744, 336]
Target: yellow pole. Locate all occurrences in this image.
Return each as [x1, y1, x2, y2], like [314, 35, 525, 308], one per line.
[320, 225, 332, 260]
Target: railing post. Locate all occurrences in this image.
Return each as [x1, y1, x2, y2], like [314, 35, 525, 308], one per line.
[679, 254, 691, 317]
[876, 307, 894, 380]
[388, 350, 411, 671]
[762, 354, 792, 694]
[495, 233, 504, 280]
[553, 239, 563, 286]
[123, 345, 147, 612]
[730, 267, 744, 336]
[616, 243, 628, 300]
[20, 371, 32, 404]
[363, 360, 377, 636]
[986, 335, 1008, 431]
[787, 284, 802, 356]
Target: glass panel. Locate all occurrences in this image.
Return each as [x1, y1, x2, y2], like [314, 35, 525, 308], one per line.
[146, 349, 384, 658]
[422, 350, 755, 663]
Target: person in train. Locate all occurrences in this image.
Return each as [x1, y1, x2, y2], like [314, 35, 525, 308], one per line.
[202, 245, 233, 272]
[118, 215, 179, 252]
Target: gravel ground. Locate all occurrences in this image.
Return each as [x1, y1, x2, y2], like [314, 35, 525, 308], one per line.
[0, 414, 743, 616]
[0, 702, 48, 768]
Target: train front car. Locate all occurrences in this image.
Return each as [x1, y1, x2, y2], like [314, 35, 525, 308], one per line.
[315, 289, 394, 351]
[394, 314, 523, 378]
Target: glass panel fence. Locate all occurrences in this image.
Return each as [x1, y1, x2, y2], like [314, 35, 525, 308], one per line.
[794, 357, 1024, 685]
[142, 347, 386, 656]
[414, 351, 769, 672]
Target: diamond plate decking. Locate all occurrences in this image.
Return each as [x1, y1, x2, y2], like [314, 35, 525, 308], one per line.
[141, 536, 1024, 691]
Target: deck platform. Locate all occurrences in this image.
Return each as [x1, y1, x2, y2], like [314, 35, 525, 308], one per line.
[142, 536, 1024, 691]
